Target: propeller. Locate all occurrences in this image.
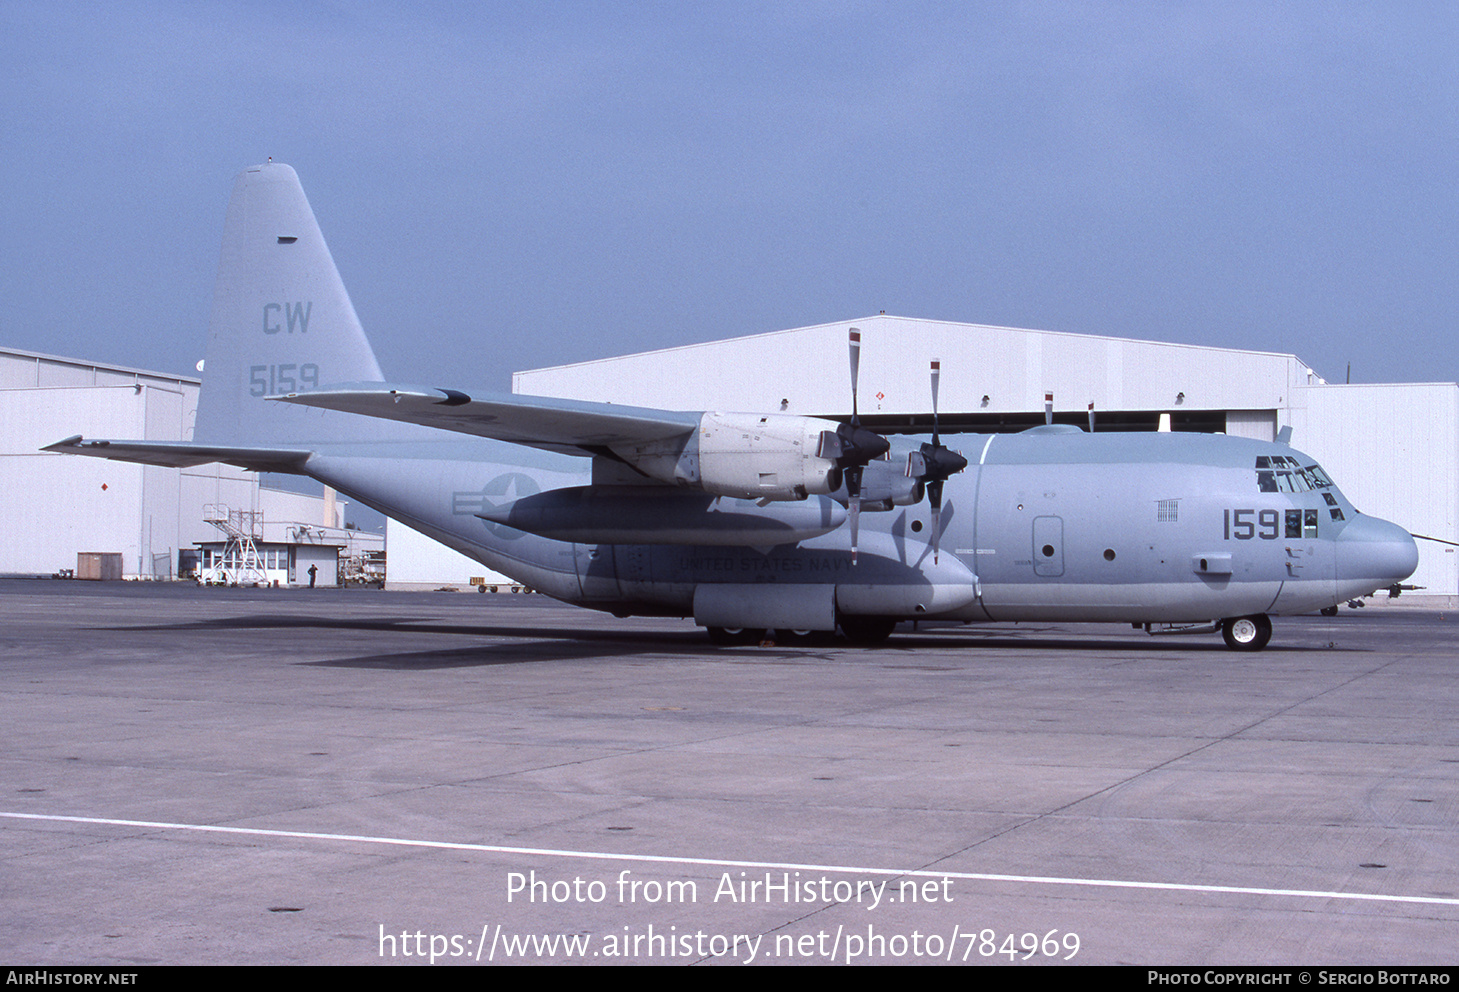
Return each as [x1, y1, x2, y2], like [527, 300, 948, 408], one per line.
[818, 327, 890, 564]
[905, 359, 968, 563]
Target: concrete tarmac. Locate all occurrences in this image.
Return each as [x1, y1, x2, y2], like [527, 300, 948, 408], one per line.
[1, 580, 1455, 966]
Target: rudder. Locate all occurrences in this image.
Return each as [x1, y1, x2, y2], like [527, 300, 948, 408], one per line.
[193, 162, 389, 447]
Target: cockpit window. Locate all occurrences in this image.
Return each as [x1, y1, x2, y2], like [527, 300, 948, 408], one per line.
[1253, 458, 1334, 493]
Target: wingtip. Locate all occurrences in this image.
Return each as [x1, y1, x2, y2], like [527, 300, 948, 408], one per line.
[41, 435, 84, 453]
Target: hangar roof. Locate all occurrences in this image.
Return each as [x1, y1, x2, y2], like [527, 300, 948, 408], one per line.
[1, 345, 199, 391]
[512, 314, 1327, 419]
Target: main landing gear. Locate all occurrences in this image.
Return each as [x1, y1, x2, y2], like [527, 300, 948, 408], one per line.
[705, 626, 766, 647]
[1221, 614, 1272, 651]
[835, 615, 897, 646]
[704, 615, 898, 647]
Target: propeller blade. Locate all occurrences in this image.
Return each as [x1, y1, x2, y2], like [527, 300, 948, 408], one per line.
[930, 359, 941, 444]
[929, 480, 943, 564]
[833, 325, 886, 566]
[846, 462, 865, 565]
[908, 356, 966, 561]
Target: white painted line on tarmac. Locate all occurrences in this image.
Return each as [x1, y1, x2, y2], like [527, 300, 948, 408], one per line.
[5, 810, 1456, 908]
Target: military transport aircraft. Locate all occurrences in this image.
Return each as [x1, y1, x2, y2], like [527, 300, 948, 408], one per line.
[46, 163, 1419, 650]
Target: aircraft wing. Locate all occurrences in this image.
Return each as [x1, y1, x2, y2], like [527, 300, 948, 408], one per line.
[41, 436, 313, 473]
[271, 384, 701, 456]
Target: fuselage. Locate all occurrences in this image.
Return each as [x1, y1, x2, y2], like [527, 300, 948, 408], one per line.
[300, 425, 1418, 631]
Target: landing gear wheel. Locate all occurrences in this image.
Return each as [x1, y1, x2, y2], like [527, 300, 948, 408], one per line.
[706, 626, 765, 647]
[1221, 614, 1272, 651]
[838, 615, 897, 646]
[776, 629, 824, 646]
[1320, 605, 1339, 617]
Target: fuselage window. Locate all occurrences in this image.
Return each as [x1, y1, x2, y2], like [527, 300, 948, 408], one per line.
[1285, 509, 1302, 539]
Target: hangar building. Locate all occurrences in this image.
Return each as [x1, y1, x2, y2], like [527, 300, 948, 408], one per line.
[1, 346, 379, 582]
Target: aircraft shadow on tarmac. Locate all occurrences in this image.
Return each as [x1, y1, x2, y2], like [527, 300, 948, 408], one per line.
[89, 614, 710, 669]
[88, 613, 1355, 669]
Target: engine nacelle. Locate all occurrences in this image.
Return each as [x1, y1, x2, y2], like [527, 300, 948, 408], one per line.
[620, 412, 841, 501]
[845, 457, 924, 511]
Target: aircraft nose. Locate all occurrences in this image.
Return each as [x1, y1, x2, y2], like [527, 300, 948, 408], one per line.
[1336, 513, 1419, 585]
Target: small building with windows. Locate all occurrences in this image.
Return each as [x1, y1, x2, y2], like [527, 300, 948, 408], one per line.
[195, 541, 344, 586]
[190, 502, 379, 586]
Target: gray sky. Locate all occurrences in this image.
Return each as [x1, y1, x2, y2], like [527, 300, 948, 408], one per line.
[4, 1, 1456, 390]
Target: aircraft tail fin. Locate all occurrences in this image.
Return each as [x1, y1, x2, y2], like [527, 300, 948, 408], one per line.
[193, 162, 395, 447]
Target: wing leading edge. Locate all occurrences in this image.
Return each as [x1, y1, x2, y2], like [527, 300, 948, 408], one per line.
[41, 436, 314, 473]
[270, 384, 701, 456]
[43, 387, 700, 473]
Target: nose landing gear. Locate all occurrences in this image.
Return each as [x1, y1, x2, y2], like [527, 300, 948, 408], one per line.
[1221, 614, 1272, 651]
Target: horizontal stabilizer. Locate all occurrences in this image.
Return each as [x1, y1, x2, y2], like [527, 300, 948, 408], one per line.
[271, 384, 699, 456]
[42, 436, 312, 473]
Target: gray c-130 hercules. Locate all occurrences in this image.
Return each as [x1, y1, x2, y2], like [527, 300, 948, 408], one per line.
[46, 163, 1419, 650]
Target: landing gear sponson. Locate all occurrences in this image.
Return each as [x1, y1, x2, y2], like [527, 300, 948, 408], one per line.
[711, 614, 1284, 650]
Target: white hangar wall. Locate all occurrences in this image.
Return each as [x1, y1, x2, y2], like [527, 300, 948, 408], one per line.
[1, 347, 349, 581]
[385, 519, 514, 592]
[514, 314, 1318, 422]
[1290, 382, 1459, 599]
[515, 315, 1458, 600]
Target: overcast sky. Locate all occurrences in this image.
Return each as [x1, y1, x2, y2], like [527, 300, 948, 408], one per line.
[3, 2, 1456, 391]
